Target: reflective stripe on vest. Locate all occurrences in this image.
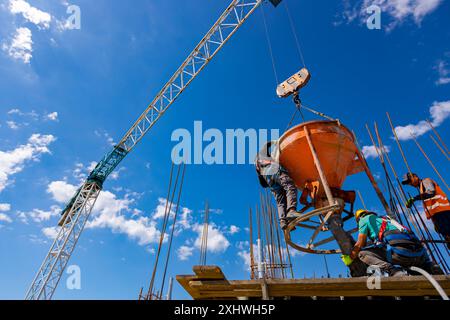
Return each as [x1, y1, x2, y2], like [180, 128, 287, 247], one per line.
[378, 218, 388, 242]
[421, 180, 450, 219]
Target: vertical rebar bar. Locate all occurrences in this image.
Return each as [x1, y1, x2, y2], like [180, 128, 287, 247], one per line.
[249, 208, 255, 280]
[411, 134, 450, 191]
[427, 119, 450, 155]
[430, 135, 450, 161]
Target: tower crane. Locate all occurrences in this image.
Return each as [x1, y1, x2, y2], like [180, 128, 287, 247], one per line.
[25, 0, 281, 300]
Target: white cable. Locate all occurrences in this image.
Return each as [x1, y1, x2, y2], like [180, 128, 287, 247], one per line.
[260, 3, 279, 86]
[409, 266, 449, 300]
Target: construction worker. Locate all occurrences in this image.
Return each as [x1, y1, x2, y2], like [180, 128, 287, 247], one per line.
[341, 210, 440, 276]
[255, 141, 298, 230]
[402, 173, 450, 248]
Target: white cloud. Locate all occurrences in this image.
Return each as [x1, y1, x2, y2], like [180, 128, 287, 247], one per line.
[2, 27, 33, 64]
[46, 180, 162, 246]
[8, 0, 52, 29]
[0, 213, 13, 223]
[228, 225, 240, 235]
[177, 207, 193, 231]
[87, 161, 97, 172]
[88, 213, 161, 246]
[47, 180, 78, 203]
[71, 161, 122, 183]
[46, 112, 59, 121]
[237, 249, 252, 271]
[0, 203, 11, 212]
[152, 198, 175, 220]
[94, 130, 115, 146]
[109, 167, 125, 180]
[192, 223, 230, 253]
[362, 145, 391, 159]
[152, 198, 192, 222]
[0, 134, 56, 193]
[151, 198, 194, 237]
[7, 108, 21, 115]
[236, 241, 250, 251]
[72, 162, 86, 181]
[6, 121, 20, 130]
[18, 205, 60, 224]
[28, 234, 49, 244]
[42, 226, 59, 240]
[237, 242, 304, 272]
[7, 108, 54, 122]
[394, 100, 450, 140]
[436, 60, 450, 85]
[177, 245, 194, 261]
[340, 0, 443, 30]
[177, 222, 231, 259]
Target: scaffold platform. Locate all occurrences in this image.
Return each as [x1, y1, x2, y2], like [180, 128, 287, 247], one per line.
[177, 266, 450, 300]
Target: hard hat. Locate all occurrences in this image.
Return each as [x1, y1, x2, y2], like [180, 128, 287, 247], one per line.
[401, 172, 418, 185]
[355, 209, 368, 221]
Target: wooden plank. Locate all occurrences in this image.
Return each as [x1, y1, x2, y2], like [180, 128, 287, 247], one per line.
[192, 288, 446, 299]
[189, 280, 234, 291]
[193, 265, 227, 280]
[178, 267, 450, 300]
[176, 275, 202, 300]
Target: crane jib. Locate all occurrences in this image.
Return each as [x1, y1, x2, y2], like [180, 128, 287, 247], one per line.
[87, 146, 128, 188]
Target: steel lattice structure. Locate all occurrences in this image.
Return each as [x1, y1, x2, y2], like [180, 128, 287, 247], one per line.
[25, 0, 272, 300]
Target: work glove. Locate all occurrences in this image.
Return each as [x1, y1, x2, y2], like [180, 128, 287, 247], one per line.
[341, 255, 354, 266]
[405, 198, 415, 209]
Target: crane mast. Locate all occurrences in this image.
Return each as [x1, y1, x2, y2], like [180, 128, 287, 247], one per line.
[25, 0, 279, 300]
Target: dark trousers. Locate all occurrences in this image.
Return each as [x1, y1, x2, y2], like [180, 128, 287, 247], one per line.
[431, 210, 450, 238]
[359, 246, 432, 275]
[272, 172, 298, 223]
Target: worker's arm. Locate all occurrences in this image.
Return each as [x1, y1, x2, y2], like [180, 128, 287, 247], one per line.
[413, 179, 436, 201]
[350, 233, 367, 260]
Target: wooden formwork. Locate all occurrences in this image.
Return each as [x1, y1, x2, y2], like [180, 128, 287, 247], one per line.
[177, 266, 450, 300]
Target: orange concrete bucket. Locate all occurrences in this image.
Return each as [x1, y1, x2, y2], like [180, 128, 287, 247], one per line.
[278, 121, 363, 189]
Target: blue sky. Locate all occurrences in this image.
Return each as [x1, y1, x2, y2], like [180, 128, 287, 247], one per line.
[0, 0, 449, 300]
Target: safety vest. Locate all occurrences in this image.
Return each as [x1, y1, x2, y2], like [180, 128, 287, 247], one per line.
[378, 217, 425, 260]
[421, 179, 450, 219]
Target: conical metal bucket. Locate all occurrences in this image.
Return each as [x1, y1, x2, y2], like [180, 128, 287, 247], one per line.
[279, 120, 363, 190]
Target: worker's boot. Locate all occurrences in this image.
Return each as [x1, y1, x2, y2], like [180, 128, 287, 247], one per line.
[280, 215, 296, 231]
[286, 209, 298, 220]
[422, 263, 444, 275]
[431, 264, 445, 275]
[388, 267, 407, 277]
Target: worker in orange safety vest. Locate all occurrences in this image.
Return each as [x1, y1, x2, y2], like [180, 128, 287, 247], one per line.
[402, 173, 450, 249]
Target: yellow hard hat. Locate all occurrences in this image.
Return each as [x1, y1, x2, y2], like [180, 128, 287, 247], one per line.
[355, 209, 368, 221]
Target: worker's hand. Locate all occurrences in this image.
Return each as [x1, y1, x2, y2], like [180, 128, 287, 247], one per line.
[405, 198, 415, 209]
[341, 255, 354, 266]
